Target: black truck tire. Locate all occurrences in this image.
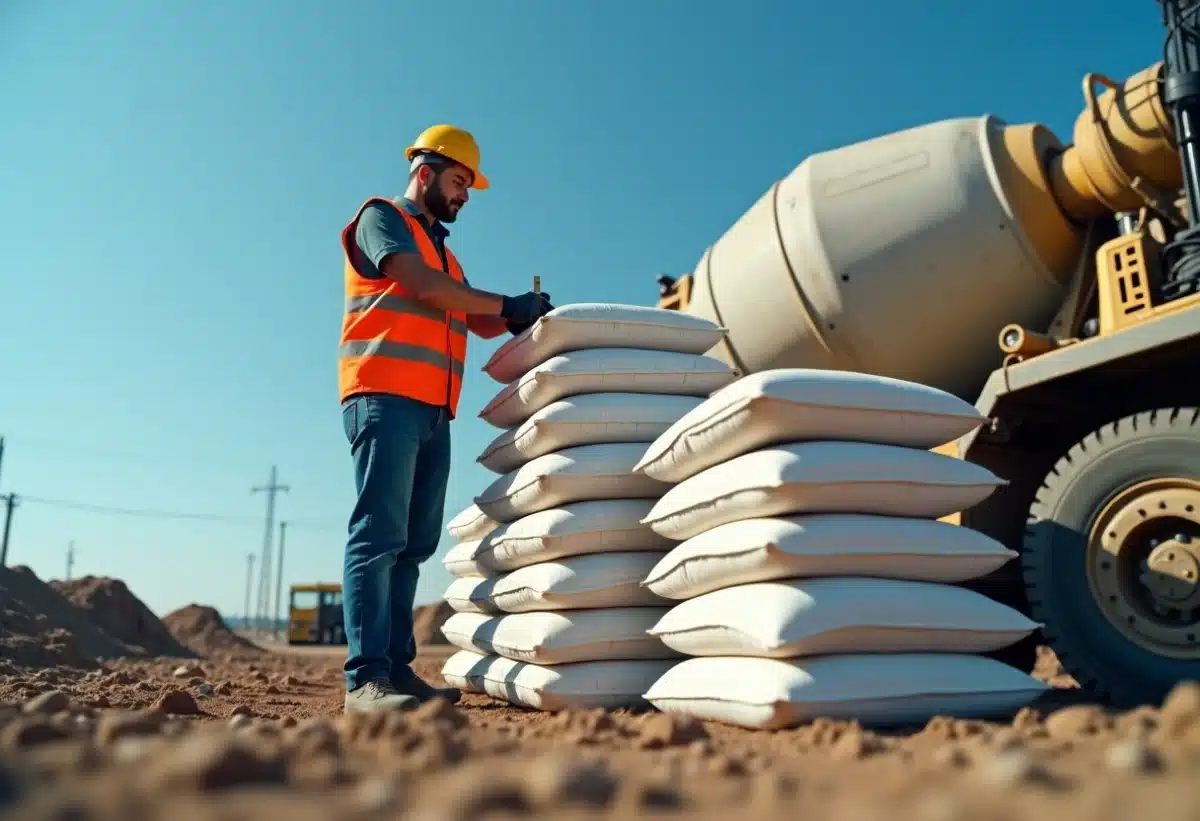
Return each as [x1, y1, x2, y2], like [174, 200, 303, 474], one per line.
[1022, 408, 1200, 708]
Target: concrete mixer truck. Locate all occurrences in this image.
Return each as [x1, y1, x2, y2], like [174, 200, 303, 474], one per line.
[652, 1, 1200, 708]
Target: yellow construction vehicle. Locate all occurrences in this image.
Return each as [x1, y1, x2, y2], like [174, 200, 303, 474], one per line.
[653, 1, 1200, 708]
[286, 583, 345, 645]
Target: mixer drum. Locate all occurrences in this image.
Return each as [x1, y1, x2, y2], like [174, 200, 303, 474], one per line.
[689, 115, 1069, 401]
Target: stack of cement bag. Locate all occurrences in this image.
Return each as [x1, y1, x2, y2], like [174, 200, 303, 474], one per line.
[438, 304, 738, 711]
[631, 369, 1051, 729]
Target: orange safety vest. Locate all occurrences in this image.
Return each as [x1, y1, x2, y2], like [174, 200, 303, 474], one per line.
[337, 197, 469, 416]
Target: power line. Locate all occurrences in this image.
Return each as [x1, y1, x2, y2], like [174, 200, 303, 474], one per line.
[16, 493, 339, 532]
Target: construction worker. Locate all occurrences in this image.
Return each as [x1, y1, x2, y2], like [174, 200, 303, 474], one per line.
[337, 124, 553, 713]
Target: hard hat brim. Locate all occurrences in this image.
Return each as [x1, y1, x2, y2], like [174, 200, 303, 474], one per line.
[404, 145, 489, 190]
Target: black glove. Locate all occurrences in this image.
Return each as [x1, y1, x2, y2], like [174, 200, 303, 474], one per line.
[500, 291, 553, 330]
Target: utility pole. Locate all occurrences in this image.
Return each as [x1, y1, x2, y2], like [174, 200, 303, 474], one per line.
[66, 540, 75, 580]
[251, 465, 288, 632]
[0, 493, 17, 568]
[243, 553, 255, 630]
[273, 520, 287, 639]
[0, 435, 6, 493]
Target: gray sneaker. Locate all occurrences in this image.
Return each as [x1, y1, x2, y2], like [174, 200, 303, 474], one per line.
[344, 679, 419, 714]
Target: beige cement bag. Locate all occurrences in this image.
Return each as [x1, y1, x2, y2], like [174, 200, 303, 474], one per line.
[482, 303, 727, 384]
[475, 442, 670, 523]
[443, 575, 502, 614]
[443, 649, 676, 711]
[643, 441, 1006, 541]
[440, 608, 679, 665]
[439, 649, 490, 694]
[479, 348, 738, 429]
[446, 503, 499, 543]
[474, 499, 674, 573]
[635, 369, 986, 483]
[442, 540, 493, 579]
[479, 392, 704, 474]
[641, 514, 1017, 599]
[642, 654, 1050, 729]
[647, 578, 1038, 658]
[475, 551, 669, 613]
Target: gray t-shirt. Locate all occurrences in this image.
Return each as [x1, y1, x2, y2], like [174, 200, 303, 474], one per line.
[351, 197, 453, 279]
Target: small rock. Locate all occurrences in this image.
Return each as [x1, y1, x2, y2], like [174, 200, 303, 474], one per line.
[144, 734, 288, 791]
[1, 718, 69, 750]
[280, 675, 300, 687]
[196, 683, 213, 698]
[413, 696, 469, 730]
[231, 704, 253, 717]
[23, 691, 70, 715]
[526, 756, 617, 807]
[1161, 680, 1200, 717]
[635, 713, 709, 749]
[172, 665, 203, 679]
[280, 716, 297, 729]
[229, 714, 251, 729]
[354, 776, 400, 812]
[831, 729, 886, 760]
[1044, 705, 1110, 739]
[976, 748, 1047, 787]
[1106, 738, 1162, 774]
[1011, 707, 1042, 731]
[95, 710, 168, 745]
[932, 744, 970, 769]
[158, 690, 200, 716]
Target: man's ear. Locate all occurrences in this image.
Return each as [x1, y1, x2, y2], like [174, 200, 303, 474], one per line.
[416, 165, 434, 185]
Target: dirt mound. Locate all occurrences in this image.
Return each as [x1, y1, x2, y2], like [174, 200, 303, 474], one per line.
[163, 605, 264, 658]
[413, 600, 453, 646]
[0, 566, 135, 670]
[51, 576, 194, 659]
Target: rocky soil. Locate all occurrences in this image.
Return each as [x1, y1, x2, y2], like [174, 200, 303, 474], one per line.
[2, 563, 1199, 820]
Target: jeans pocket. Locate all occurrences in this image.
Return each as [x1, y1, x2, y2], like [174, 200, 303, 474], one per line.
[341, 399, 360, 443]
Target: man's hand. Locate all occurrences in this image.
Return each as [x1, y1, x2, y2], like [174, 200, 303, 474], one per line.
[500, 291, 554, 330]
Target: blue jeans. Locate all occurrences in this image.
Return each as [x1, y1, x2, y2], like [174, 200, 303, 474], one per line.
[341, 392, 451, 692]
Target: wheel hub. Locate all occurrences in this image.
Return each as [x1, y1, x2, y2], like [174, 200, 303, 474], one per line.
[1088, 478, 1200, 659]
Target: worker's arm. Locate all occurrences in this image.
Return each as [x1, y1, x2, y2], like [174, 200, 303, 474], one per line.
[466, 314, 509, 338]
[356, 203, 505, 314]
[356, 203, 551, 325]
[461, 274, 530, 338]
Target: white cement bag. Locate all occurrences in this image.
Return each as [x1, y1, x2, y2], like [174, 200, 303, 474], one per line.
[647, 578, 1038, 658]
[479, 392, 705, 474]
[635, 369, 986, 483]
[641, 514, 1017, 599]
[439, 649, 490, 694]
[475, 499, 674, 573]
[479, 348, 738, 429]
[483, 303, 728, 384]
[643, 441, 1006, 541]
[442, 540, 493, 579]
[643, 654, 1050, 729]
[444, 649, 674, 710]
[475, 442, 670, 523]
[478, 551, 669, 613]
[443, 575, 502, 614]
[446, 503, 499, 542]
[440, 608, 679, 664]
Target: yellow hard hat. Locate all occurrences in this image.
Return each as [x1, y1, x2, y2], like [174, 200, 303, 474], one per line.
[404, 124, 489, 190]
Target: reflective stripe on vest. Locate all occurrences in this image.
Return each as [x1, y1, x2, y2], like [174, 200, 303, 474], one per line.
[337, 197, 469, 416]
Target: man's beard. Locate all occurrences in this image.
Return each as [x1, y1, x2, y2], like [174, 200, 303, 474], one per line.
[426, 184, 462, 223]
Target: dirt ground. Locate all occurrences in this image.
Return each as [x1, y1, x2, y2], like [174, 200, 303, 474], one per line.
[2, 565, 1200, 820]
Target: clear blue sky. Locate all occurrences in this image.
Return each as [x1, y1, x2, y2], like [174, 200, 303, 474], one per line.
[0, 0, 1168, 618]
